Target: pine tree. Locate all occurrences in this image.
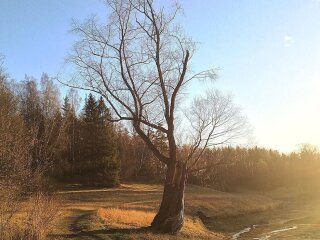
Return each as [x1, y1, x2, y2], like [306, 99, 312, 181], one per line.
[62, 96, 72, 117]
[96, 97, 120, 186]
[83, 93, 98, 122]
[80, 94, 120, 186]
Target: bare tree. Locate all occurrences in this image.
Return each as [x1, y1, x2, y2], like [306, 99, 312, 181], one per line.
[67, 0, 246, 233]
[182, 90, 247, 169]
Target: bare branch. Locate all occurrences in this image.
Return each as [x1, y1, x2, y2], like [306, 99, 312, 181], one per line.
[65, 0, 246, 171]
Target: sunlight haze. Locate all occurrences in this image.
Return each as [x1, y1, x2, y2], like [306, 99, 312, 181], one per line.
[2, 1, 320, 239]
[1, 0, 320, 153]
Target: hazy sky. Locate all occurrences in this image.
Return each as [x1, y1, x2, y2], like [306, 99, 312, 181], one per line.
[1, 0, 320, 153]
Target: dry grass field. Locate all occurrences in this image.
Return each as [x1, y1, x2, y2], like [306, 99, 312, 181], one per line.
[47, 183, 279, 240]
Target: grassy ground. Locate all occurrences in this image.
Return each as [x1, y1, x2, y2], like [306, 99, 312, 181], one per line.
[49, 183, 280, 240]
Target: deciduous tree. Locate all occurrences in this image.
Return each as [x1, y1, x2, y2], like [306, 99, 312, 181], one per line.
[67, 0, 246, 233]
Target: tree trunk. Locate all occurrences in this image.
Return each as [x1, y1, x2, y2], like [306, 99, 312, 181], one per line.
[151, 161, 187, 234]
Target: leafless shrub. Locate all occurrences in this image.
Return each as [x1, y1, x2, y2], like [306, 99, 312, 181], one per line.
[24, 192, 61, 240]
[0, 89, 33, 236]
[0, 193, 61, 240]
[0, 61, 61, 239]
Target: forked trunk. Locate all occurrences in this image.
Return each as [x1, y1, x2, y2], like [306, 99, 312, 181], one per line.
[151, 161, 187, 234]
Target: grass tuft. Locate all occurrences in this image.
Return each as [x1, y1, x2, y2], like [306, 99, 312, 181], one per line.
[97, 208, 224, 239]
[97, 208, 153, 228]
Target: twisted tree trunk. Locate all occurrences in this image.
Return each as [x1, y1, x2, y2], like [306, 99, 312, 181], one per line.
[151, 161, 187, 234]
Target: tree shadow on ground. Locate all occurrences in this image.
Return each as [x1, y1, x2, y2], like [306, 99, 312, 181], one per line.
[50, 226, 152, 239]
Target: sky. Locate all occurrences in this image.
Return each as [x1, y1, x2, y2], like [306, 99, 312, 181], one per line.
[1, 0, 320, 153]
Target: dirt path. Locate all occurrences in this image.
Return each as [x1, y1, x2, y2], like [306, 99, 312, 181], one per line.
[49, 184, 279, 239]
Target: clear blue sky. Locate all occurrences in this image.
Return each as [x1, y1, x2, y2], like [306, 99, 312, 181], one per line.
[1, 0, 320, 153]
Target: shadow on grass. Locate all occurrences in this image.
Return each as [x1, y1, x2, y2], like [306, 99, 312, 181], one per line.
[50, 226, 151, 239]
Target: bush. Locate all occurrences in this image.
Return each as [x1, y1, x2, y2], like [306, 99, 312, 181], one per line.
[0, 192, 61, 240]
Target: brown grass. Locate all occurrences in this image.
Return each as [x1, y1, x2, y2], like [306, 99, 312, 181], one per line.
[50, 183, 279, 239]
[1, 192, 61, 240]
[97, 208, 153, 228]
[97, 207, 225, 239]
[58, 183, 279, 216]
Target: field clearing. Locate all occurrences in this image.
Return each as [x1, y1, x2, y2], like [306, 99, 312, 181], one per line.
[49, 183, 279, 239]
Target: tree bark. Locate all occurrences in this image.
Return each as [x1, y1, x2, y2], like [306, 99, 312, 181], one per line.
[151, 161, 187, 234]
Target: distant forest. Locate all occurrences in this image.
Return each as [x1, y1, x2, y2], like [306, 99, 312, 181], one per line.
[1, 71, 320, 192]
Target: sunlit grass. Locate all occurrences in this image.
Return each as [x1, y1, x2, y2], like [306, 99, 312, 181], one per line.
[59, 183, 279, 217]
[97, 207, 224, 239]
[50, 183, 282, 239]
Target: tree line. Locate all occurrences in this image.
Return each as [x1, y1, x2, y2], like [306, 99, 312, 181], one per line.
[187, 145, 320, 192]
[120, 134, 320, 192]
[1, 70, 319, 192]
[1, 63, 320, 237]
[0, 70, 120, 188]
